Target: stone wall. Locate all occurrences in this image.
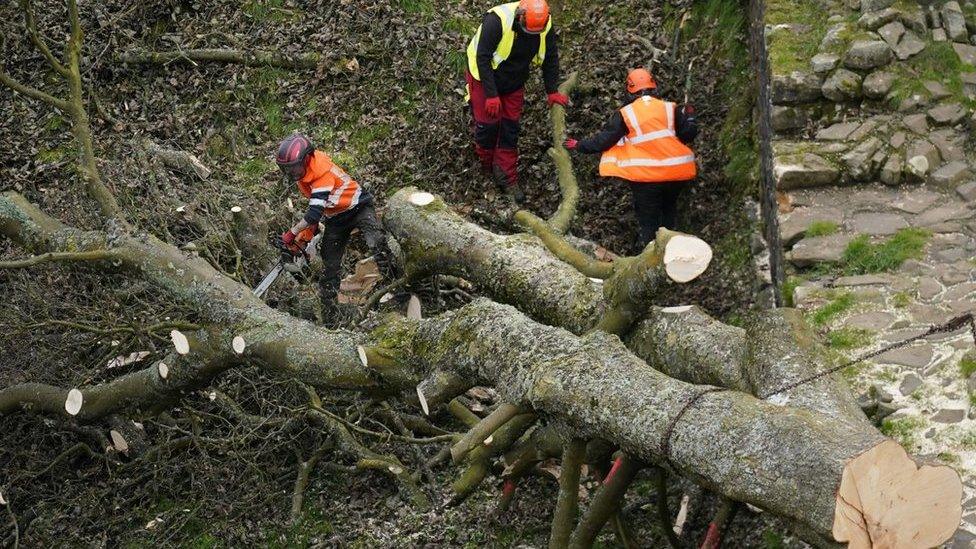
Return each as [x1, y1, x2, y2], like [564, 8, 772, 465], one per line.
[766, 0, 976, 192]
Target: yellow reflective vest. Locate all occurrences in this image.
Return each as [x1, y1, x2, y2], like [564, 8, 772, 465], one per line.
[466, 2, 551, 81]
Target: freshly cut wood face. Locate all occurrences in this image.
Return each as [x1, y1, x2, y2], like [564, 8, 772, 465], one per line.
[832, 440, 962, 548]
[170, 330, 190, 355]
[110, 430, 129, 453]
[232, 336, 246, 354]
[408, 192, 435, 207]
[663, 235, 713, 283]
[407, 295, 422, 320]
[357, 345, 369, 367]
[65, 389, 83, 416]
[661, 305, 693, 313]
[157, 362, 169, 379]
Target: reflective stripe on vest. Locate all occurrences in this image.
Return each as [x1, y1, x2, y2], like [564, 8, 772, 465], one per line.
[599, 96, 696, 183]
[466, 2, 551, 81]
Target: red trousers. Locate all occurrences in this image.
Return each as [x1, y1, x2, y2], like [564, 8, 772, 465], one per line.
[466, 71, 524, 187]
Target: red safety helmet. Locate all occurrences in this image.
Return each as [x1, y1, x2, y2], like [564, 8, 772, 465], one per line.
[516, 0, 549, 34]
[626, 68, 657, 94]
[276, 133, 314, 180]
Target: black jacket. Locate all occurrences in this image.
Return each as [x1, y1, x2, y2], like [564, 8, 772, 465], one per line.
[475, 11, 560, 98]
[577, 96, 698, 155]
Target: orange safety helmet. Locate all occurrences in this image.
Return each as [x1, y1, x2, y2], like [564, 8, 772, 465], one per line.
[626, 68, 657, 94]
[516, 0, 550, 34]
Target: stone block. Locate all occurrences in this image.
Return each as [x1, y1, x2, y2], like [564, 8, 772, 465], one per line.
[771, 71, 824, 105]
[816, 121, 860, 141]
[863, 71, 895, 98]
[878, 20, 906, 46]
[848, 212, 909, 235]
[894, 31, 927, 59]
[844, 40, 894, 70]
[842, 137, 883, 180]
[956, 181, 976, 202]
[927, 102, 968, 125]
[902, 113, 929, 134]
[771, 106, 809, 132]
[822, 69, 864, 102]
[954, 42, 976, 65]
[931, 161, 972, 187]
[788, 234, 854, 266]
[858, 8, 899, 30]
[811, 53, 840, 74]
[774, 153, 842, 189]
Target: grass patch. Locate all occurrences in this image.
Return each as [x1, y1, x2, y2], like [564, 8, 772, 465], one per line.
[840, 228, 931, 275]
[811, 291, 854, 325]
[960, 353, 976, 378]
[243, 0, 294, 21]
[237, 157, 273, 186]
[762, 529, 786, 549]
[892, 291, 911, 308]
[880, 415, 927, 452]
[766, 0, 830, 73]
[396, 0, 433, 14]
[888, 41, 976, 109]
[960, 428, 976, 450]
[826, 327, 873, 350]
[782, 275, 806, 307]
[443, 15, 477, 36]
[806, 220, 839, 237]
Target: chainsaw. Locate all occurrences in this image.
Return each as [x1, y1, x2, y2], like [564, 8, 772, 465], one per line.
[252, 225, 317, 299]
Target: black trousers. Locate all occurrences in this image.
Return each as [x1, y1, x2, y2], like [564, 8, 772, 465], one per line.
[318, 203, 397, 308]
[628, 180, 691, 248]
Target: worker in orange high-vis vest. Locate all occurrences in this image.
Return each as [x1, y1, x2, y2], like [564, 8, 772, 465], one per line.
[275, 133, 399, 325]
[565, 68, 697, 248]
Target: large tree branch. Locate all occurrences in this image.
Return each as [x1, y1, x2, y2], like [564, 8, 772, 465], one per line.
[364, 299, 961, 547]
[21, 0, 70, 77]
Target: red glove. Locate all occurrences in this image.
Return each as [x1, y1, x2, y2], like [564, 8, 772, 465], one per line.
[280, 229, 296, 246]
[681, 104, 695, 116]
[564, 138, 578, 150]
[547, 92, 569, 107]
[484, 97, 501, 118]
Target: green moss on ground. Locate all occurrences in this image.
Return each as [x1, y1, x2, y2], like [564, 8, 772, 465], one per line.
[959, 353, 976, 378]
[888, 41, 976, 109]
[805, 220, 839, 237]
[811, 291, 854, 325]
[826, 327, 873, 349]
[880, 415, 927, 452]
[840, 228, 931, 275]
[766, 0, 829, 73]
[781, 275, 805, 307]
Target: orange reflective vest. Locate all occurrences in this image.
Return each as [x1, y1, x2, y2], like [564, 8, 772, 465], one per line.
[599, 96, 697, 183]
[297, 151, 362, 218]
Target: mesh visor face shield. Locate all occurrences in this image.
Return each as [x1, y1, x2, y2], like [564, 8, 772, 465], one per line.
[278, 159, 307, 181]
[515, 10, 546, 34]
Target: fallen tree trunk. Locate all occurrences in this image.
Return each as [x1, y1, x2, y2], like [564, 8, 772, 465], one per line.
[366, 299, 962, 547]
[2, 187, 963, 545]
[385, 188, 866, 421]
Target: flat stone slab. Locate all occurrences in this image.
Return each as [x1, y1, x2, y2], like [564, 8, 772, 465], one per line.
[834, 274, 889, 286]
[932, 161, 972, 187]
[848, 212, 908, 235]
[774, 153, 841, 189]
[918, 277, 943, 301]
[816, 122, 860, 141]
[876, 342, 934, 368]
[954, 42, 976, 66]
[779, 206, 845, 245]
[891, 190, 941, 214]
[957, 182, 976, 202]
[932, 409, 966, 423]
[902, 113, 928, 135]
[899, 372, 923, 395]
[846, 311, 896, 330]
[928, 103, 968, 126]
[916, 204, 972, 226]
[944, 282, 976, 301]
[788, 234, 854, 267]
[893, 31, 926, 60]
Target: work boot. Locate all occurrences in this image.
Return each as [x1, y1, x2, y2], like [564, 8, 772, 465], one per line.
[319, 298, 348, 329]
[492, 164, 509, 193]
[507, 183, 526, 205]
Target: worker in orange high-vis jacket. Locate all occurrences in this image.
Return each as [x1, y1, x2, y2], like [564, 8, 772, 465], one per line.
[275, 133, 398, 325]
[466, 0, 567, 204]
[565, 68, 697, 248]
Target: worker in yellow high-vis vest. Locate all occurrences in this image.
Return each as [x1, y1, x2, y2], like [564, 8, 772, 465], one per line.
[465, 0, 567, 204]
